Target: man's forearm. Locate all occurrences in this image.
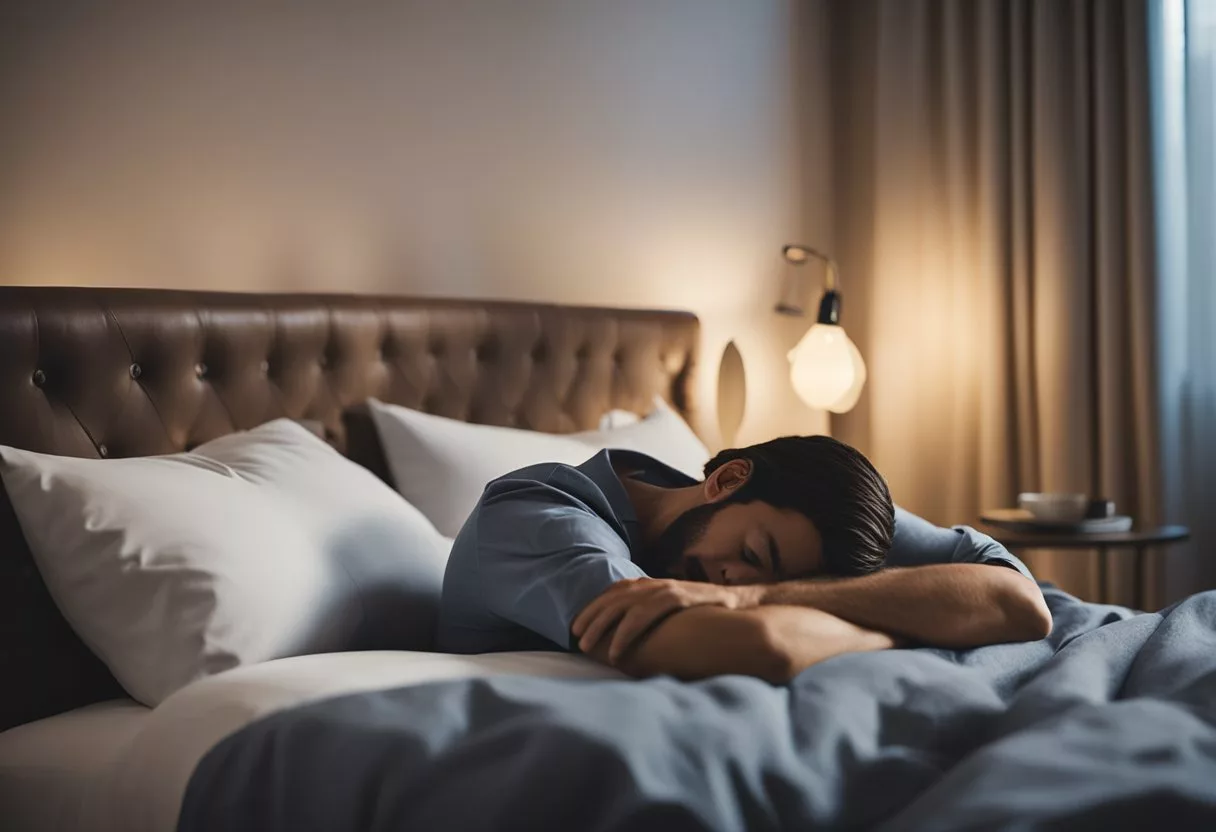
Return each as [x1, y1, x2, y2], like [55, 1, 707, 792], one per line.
[749, 564, 1052, 648]
[585, 605, 894, 683]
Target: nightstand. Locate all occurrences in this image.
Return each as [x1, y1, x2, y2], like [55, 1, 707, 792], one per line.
[975, 524, 1190, 610]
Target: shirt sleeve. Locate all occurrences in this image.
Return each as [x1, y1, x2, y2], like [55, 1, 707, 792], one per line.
[473, 477, 646, 650]
[886, 506, 1035, 582]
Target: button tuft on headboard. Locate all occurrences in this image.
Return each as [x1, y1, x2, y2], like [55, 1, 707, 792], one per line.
[476, 341, 498, 362]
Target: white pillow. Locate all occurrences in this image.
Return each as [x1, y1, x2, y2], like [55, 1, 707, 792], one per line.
[0, 419, 450, 706]
[576, 397, 710, 480]
[368, 397, 709, 537]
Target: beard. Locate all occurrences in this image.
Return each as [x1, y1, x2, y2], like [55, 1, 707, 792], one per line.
[640, 501, 727, 580]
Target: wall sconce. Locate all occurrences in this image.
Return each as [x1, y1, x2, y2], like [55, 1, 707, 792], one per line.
[776, 244, 866, 414]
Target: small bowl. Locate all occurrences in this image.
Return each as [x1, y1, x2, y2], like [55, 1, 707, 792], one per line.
[1017, 492, 1089, 522]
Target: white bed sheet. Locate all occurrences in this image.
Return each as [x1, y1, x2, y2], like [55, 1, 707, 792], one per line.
[0, 699, 151, 832]
[1, 650, 624, 832]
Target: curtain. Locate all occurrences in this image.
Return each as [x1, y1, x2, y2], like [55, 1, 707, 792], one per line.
[825, 0, 1164, 606]
[1153, 0, 1216, 604]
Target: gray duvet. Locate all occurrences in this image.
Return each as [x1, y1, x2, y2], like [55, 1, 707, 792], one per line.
[177, 586, 1216, 831]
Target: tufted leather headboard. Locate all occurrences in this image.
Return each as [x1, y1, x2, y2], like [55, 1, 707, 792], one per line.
[0, 286, 701, 730]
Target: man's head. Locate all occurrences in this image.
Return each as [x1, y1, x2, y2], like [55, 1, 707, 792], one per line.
[647, 435, 894, 585]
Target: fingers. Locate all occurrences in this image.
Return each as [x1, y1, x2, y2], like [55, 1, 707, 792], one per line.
[607, 595, 681, 663]
[578, 598, 630, 653]
[573, 578, 641, 638]
[573, 579, 731, 659]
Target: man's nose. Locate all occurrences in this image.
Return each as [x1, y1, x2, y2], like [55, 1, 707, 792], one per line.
[719, 562, 761, 586]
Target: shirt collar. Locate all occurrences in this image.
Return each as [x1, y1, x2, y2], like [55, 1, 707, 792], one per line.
[574, 448, 698, 556]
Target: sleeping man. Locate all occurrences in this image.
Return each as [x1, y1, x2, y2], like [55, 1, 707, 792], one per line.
[436, 436, 1052, 683]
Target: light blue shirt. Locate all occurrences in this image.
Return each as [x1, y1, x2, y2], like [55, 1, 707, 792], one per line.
[436, 449, 1034, 654]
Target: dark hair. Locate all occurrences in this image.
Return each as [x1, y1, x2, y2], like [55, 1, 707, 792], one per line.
[703, 436, 894, 576]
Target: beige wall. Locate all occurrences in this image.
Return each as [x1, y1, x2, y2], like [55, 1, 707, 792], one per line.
[0, 0, 831, 446]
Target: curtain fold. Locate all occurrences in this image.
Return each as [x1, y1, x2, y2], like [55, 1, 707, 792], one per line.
[1155, 0, 1216, 604]
[827, 0, 1162, 606]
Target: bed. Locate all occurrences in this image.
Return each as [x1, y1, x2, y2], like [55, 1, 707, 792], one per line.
[1, 287, 1214, 832]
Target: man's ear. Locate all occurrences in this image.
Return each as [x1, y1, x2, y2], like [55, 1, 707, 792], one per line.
[704, 458, 753, 503]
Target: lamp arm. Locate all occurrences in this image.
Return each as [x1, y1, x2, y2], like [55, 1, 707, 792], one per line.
[781, 244, 840, 292]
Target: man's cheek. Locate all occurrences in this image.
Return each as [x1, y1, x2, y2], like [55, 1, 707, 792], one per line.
[684, 557, 709, 582]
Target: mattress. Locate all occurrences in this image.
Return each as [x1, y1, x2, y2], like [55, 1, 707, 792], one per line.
[0, 699, 151, 832]
[0, 650, 623, 832]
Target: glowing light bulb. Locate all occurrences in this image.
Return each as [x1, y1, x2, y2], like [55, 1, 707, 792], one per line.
[787, 323, 867, 413]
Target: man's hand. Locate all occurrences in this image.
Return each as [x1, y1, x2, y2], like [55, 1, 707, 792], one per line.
[572, 578, 762, 663]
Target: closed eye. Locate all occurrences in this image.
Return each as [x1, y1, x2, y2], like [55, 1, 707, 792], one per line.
[742, 546, 761, 569]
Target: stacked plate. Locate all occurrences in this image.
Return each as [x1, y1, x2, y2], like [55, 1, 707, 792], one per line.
[981, 493, 1133, 534]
